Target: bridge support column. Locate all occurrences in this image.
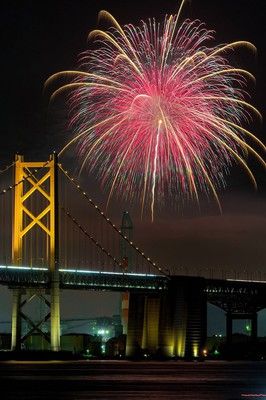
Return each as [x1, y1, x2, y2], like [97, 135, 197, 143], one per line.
[184, 281, 207, 359]
[11, 289, 21, 351]
[158, 294, 174, 357]
[50, 271, 60, 351]
[126, 293, 161, 357]
[158, 289, 188, 359]
[166, 277, 207, 359]
[173, 286, 187, 358]
[142, 295, 160, 354]
[126, 278, 207, 359]
[121, 292, 129, 334]
[126, 293, 145, 357]
[120, 212, 133, 336]
[50, 153, 61, 351]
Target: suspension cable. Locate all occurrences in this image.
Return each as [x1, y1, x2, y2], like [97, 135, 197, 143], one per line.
[59, 164, 169, 277]
[11, 163, 121, 270]
[1, 158, 169, 276]
[61, 206, 122, 269]
[0, 161, 15, 175]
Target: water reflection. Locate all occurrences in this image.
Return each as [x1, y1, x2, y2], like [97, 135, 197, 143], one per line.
[0, 360, 266, 399]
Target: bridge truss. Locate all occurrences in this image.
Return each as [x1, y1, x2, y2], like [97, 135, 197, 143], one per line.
[0, 153, 167, 351]
[0, 154, 266, 356]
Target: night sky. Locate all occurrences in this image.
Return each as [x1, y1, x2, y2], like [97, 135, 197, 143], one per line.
[1, 0, 266, 335]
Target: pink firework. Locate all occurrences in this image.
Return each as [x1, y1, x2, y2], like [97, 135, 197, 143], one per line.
[46, 3, 265, 220]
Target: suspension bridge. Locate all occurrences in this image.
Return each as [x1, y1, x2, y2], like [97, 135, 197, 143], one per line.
[0, 153, 266, 359]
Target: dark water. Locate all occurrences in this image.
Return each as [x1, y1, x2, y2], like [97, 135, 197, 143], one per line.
[0, 360, 266, 399]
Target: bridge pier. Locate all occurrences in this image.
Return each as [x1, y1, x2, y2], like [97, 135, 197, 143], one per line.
[126, 277, 207, 359]
[50, 271, 61, 351]
[172, 286, 187, 358]
[185, 280, 207, 359]
[158, 293, 174, 357]
[126, 293, 146, 357]
[11, 289, 22, 351]
[170, 277, 207, 359]
[142, 295, 160, 353]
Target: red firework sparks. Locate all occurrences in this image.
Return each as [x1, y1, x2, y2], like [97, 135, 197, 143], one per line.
[46, 1, 265, 220]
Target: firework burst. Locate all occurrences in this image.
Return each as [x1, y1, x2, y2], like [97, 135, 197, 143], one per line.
[46, 1, 265, 220]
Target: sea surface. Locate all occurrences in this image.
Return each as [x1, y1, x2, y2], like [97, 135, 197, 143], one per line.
[0, 360, 266, 399]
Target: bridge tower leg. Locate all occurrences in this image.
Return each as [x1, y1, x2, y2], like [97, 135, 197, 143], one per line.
[11, 289, 21, 351]
[120, 211, 133, 335]
[11, 154, 60, 351]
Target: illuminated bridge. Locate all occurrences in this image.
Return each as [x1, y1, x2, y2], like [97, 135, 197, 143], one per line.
[0, 266, 168, 291]
[0, 154, 265, 359]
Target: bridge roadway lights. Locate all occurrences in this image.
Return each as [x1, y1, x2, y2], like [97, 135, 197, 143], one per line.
[126, 277, 207, 359]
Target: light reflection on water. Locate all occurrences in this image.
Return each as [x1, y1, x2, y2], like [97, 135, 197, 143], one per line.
[0, 360, 266, 400]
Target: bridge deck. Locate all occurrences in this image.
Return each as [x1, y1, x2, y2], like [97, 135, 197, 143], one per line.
[0, 266, 168, 292]
[1, 266, 266, 312]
